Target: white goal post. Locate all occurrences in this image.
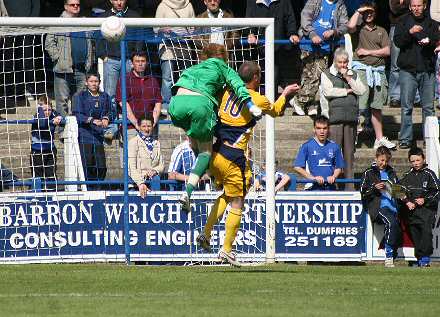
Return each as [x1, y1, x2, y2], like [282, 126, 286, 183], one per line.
[0, 17, 277, 263]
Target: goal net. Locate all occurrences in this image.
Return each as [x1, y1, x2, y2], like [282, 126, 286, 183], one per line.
[0, 18, 276, 265]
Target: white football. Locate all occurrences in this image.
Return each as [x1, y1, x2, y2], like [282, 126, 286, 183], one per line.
[101, 16, 126, 42]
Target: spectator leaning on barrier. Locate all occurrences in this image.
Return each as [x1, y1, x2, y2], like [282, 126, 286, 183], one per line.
[294, 115, 345, 190]
[155, 0, 195, 115]
[399, 147, 440, 267]
[389, 0, 411, 108]
[254, 161, 291, 193]
[293, 0, 348, 116]
[30, 96, 65, 191]
[246, 0, 300, 102]
[72, 72, 111, 188]
[360, 146, 402, 268]
[167, 136, 195, 191]
[348, 2, 396, 150]
[321, 48, 366, 190]
[116, 51, 162, 140]
[167, 136, 210, 191]
[96, 0, 142, 98]
[394, 0, 440, 149]
[45, 0, 94, 136]
[128, 114, 164, 198]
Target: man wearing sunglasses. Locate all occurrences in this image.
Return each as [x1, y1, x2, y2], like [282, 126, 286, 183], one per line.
[45, 1, 94, 138]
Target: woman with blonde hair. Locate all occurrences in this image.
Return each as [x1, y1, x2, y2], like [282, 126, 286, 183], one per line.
[169, 43, 261, 212]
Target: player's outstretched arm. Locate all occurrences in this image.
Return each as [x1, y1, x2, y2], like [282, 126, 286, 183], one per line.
[263, 84, 301, 117]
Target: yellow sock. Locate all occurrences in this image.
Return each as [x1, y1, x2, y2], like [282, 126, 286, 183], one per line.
[223, 208, 242, 253]
[204, 194, 229, 239]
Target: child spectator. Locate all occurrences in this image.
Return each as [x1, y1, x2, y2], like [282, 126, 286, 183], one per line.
[30, 96, 64, 190]
[399, 147, 440, 267]
[360, 146, 401, 268]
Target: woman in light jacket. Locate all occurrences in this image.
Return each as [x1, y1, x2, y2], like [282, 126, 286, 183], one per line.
[128, 114, 164, 198]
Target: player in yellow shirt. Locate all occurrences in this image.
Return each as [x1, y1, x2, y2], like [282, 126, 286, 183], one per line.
[196, 61, 300, 266]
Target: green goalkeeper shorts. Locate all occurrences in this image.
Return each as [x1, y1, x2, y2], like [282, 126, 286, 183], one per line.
[169, 94, 217, 142]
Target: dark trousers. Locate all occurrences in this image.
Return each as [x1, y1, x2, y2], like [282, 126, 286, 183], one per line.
[275, 47, 302, 87]
[376, 207, 402, 250]
[79, 143, 107, 189]
[408, 208, 436, 259]
[30, 149, 57, 190]
[329, 123, 357, 190]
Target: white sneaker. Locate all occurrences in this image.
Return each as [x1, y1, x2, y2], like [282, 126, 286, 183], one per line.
[249, 104, 262, 120]
[219, 249, 241, 267]
[384, 257, 395, 268]
[290, 98, 305, 116]
[178, 192, 191, 214]
[374, 137, 397, 150]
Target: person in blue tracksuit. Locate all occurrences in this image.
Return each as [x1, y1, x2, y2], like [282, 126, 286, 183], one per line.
[30, 96, 65, 190]
[72, 72, 111, 189]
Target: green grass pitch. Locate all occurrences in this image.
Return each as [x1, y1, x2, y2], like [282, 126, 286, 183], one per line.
[1, 263, 439, 316]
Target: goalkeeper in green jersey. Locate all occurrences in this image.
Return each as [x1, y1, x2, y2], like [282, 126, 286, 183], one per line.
[169, 43, 262, 213]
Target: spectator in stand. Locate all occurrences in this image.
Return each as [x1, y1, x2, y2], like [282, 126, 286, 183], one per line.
[167, 136, 210, 191]
[294, 115, 345, 190]
[128, 114, 164, 198]
[155, 0, 195, 116]
[360, 146, 401, 268]
[72, 72, 111, 189]
[30, 96, 64, 191]
[246, 0, 300, 105]
[167, 137, 195, 191]
[321, 48, 366, 190]
[96, 0, 142, 98]
[82, 0, 142, 16]
[389, 0, 411, 108]
[196, 0, 239, 51]
[293, 0, 348, 116]
[348, 2, 396, 150]
[399, 147, 440, 267]
[254, 161, 291, 193]
[116, 51, 162, 140]
[45, 0, 94, 136]
[394, 0, 439, 149]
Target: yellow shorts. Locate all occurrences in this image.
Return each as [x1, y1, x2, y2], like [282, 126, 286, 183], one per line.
[209, 143, 251, 198]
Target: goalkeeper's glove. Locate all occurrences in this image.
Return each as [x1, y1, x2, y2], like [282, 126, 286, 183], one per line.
[247, 100, 262, 120]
